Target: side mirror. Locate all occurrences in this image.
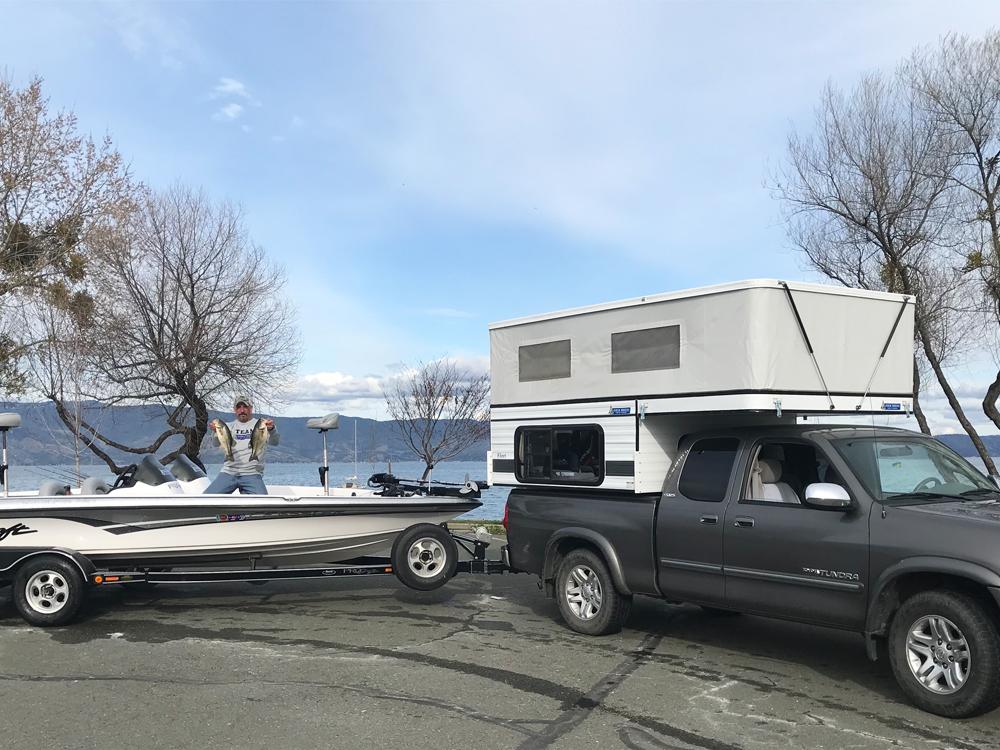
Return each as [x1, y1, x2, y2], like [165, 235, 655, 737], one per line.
[804, 482, 852, 510]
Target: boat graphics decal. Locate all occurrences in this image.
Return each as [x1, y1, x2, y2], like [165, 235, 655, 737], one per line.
[0, 522, 37, 542]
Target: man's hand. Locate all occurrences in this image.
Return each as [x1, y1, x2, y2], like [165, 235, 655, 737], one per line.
[265, 419, 275, 431]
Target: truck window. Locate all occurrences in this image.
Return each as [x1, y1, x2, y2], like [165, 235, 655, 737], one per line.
[743, 440, 827, 504]
[514, 425, 604, 485]
[678, 438, 738, 502]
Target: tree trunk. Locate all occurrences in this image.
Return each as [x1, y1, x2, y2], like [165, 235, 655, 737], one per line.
[912, 360, 931, 435]
[917, 325, 997, 474]
[982, 371, 1000, 433]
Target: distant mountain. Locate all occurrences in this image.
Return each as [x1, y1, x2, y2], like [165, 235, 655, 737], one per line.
[933, 433, 1000, 458]
[0, 401, 490, 467]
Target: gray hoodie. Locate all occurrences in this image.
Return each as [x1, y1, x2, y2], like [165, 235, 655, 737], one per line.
[221, 417, 279, 476]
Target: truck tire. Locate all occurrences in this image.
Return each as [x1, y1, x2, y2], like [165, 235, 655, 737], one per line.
[888, 590, 1000, 718]
[392, 523, 458, 591]
[13, 555, 87, 627]
[555, 548, 631, 636]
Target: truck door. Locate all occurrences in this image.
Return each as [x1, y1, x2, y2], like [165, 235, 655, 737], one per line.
[722, 439, 869, 629]
[655, 436, 740, 605]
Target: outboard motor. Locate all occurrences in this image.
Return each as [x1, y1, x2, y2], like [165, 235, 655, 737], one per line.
[171, 454, 207, 482]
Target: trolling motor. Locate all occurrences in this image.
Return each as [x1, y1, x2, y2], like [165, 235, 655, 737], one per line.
[306, 413, 340, 496]
[0, 413, 22, 497]
[367, 472, 487, 500]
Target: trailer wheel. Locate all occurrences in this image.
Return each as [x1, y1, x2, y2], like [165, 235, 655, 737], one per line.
[13, 556, 86, 627]
[888, 590, 1000, 718]
[393, 524, 458, 591]
[555, 548, 631, 636]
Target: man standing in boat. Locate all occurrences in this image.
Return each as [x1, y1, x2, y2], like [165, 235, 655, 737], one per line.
[204, 395, 279, 495]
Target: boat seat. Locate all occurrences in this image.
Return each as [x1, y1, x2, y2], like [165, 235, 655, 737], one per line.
[81, 476, 111, 495]
[307, 413, 340, 431]
[0, 412, 21, 429]
[756, 458, 800, 504]
[39, 480, 71, 496]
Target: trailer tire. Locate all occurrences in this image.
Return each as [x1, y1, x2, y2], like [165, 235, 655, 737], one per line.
[556, 548, 631, 636]
[393, 524, 458, 591]
[13, 556, 86, 627]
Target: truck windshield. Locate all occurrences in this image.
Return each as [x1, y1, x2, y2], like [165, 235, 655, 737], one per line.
[832, 436, 995, 505]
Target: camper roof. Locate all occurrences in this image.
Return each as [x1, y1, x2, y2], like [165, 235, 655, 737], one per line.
[489, 278, 908, 330]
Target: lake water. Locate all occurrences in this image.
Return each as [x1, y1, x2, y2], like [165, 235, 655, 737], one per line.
[4, 460, 510, 521]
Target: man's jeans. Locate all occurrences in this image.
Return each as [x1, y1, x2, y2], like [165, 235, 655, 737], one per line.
[204, 472, 268, 495]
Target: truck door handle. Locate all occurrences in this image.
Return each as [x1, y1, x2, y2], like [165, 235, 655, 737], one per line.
[699, 515, 718, 525]
[733, 517, 755, 528]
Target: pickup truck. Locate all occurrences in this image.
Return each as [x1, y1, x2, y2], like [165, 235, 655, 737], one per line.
[504, 424, 1000, 718]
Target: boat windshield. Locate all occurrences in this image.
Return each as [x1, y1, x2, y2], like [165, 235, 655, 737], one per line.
[831, 436, 996, 506]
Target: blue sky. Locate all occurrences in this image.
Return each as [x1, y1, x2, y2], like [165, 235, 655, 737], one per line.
[5, 1, 1000, 431]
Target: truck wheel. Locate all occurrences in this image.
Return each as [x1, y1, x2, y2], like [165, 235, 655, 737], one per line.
[13, 556, 87, 627]
[555, 549, 631, 636]
[888, 590, 1000, 718]
[392, 524, 458, 591]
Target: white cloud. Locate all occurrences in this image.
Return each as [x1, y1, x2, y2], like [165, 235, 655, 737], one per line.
[212, 77, 261, 106]
[213, 102, 245, 121]
[108, 3, 200, 70]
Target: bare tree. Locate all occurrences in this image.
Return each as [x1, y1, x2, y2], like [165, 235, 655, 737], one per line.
[0, 75, 132, 393]
[384, 360, 490, 481]
[906, 32, 1000, 432]
[35, 185, 300, 471]
[773, 73, 998, 472]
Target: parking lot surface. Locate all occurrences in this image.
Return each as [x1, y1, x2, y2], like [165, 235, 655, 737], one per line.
[2, 569, 999, 750]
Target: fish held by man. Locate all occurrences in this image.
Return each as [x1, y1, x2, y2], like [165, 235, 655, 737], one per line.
[250, 419, 270, 462]
[211, 419, 236, 462]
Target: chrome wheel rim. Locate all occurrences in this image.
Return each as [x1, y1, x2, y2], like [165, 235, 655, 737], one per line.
[25, 570, 70, 615]
[407, 537, 446, 579]
[565, 565, 602, 621]
[905, 614, 970, 695]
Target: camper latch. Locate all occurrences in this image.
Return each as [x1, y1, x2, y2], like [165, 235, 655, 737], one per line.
[639, 402, 647, 421]
[774, 399, 782, 418]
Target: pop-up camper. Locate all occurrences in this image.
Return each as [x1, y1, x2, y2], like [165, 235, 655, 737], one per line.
[488, 279, 915, 493]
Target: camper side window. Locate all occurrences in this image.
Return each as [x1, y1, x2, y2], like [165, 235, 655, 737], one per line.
[514, 426, 604, 485]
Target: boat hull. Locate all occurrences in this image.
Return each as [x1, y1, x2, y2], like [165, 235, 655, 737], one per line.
[0, 498, 480, 571]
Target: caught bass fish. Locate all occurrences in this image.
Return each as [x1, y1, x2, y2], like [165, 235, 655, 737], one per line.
[211, 419, 236, 462]
[250, 419, 269, 461]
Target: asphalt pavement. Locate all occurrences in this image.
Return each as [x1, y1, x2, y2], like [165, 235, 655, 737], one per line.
[2, 564, 999, 749]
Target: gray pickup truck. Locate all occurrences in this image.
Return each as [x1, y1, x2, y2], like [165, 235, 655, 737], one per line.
[504, 424, 1000, 718]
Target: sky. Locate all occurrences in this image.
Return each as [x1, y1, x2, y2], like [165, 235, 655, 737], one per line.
[4, 0, 1000, 433]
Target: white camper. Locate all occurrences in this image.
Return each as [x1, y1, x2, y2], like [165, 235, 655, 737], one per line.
[488, 279, 915, 493]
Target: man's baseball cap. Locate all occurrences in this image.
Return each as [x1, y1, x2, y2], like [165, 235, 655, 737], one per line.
[233, 395, 252, 408]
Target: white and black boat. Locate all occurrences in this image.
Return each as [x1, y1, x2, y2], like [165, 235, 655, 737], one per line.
[0, 412, 497, 626]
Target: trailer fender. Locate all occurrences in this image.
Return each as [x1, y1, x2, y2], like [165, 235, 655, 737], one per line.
[542, 528, 632, 597]
[0, 548, 96, 583]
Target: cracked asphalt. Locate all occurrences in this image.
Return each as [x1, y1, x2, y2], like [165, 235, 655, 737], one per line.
[2, 567, 1000, 750]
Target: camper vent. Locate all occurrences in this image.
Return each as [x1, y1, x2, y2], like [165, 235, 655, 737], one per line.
[611, 325, 680, 374]
[519, 340, 571, 382]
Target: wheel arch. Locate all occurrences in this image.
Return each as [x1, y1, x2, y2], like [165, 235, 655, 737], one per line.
[542, 528, 632, 598]
[0, 548, 96, 584]
[865, 557, 1000, 659]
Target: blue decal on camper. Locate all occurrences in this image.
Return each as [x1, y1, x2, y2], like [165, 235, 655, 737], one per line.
[881, 402, 902, 411]
[610, 407, 631, 416]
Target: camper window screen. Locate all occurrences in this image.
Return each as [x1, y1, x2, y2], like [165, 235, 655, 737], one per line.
[611, 325, 680, 373]
[515, 425, 603, 485]
[519, 340, 571, 382]
[678, 437, 738, 502]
